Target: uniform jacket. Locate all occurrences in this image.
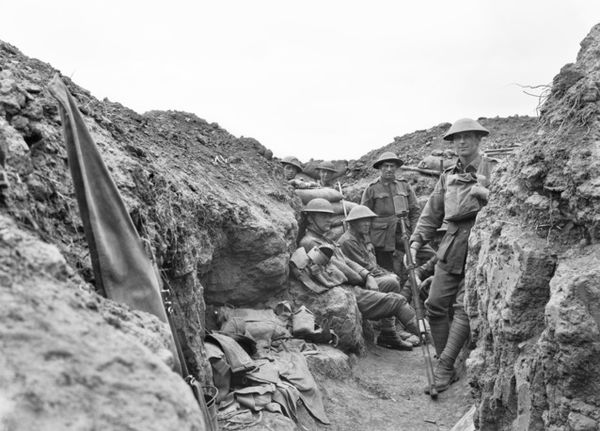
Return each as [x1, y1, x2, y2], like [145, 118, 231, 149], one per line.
[299, 227, 367, 286]
[410, 154, 494, 275]
[338, 230, 388, 278]
[360, 176, 421, 251]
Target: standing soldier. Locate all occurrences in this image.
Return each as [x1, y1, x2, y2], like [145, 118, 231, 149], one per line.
[281, 156, 318, 189]
[409, 118, 494, 394]
[361, 152, 434, 272]
[281, 156, 303, 181]
[316, 161, 338, 188]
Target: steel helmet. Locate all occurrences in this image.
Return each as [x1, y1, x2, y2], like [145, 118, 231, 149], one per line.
[281, 156, 303, 172]
[373, 151, 404, 169]
[317, 161, 337, 172]
[443, 118, 489, 141]
[302, 198, 335, 214]
[345, 205, 377, 222]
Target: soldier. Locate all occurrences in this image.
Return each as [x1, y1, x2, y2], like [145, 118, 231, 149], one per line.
[299, 198, 417, 350]
[316, 161, 338, 188]
[281, 156, 318, 189]
[361, 152, 435, 272]
[409, 118, 494, 393]
[338, 205, 420, 346]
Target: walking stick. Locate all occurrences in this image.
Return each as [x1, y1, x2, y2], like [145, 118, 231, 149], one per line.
[398, 214, 438, 399]
[337, 181, 348, 232]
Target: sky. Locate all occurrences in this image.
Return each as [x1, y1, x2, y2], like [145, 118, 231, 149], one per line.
[2, 1, 599, 161]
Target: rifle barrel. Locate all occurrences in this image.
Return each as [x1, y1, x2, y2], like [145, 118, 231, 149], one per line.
[398, 216, 438, 399]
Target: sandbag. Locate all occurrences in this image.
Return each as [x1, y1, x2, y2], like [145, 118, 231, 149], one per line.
[295, 172, 316, 183]
[295, 188, 343, 205]
[330, 200, 358, 215]
[417, 155, 456, 171]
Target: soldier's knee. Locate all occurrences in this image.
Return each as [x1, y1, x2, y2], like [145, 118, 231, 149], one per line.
[377, 275, 401, 294]
[425, 297, 447, 320]
[387, 292, 407, 306]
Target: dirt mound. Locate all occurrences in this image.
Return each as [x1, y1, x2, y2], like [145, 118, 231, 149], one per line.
[465, 23, 600, 430]
[0, 214, 207, 430]
[0, 38, 299, 405]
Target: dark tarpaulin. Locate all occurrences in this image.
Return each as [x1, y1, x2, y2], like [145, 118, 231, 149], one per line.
[48, 75, 182, 375]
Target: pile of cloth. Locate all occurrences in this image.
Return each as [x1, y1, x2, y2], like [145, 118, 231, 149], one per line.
[205, 303, 335, 429]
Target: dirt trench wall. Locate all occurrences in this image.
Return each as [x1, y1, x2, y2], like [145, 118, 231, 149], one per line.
[465, 23, 600, 431]
[0, 214, 207, 430]
[0, 40, 299, 386]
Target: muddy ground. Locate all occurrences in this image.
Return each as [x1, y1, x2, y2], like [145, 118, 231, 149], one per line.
[317, 347, 472, 431]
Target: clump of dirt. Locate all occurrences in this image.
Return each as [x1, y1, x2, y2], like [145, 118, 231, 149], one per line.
[465, 23, 600, 430]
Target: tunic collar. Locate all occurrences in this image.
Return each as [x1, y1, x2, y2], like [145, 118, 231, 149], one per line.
[454, 153, 482, 174]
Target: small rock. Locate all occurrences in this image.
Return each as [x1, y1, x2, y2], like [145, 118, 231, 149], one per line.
[525, 192, 551, 210]
[23, 100, 44, 120]
[24, 83, 43, 94]
[11, 115, 29, 131]
[568, 412, 597, 431]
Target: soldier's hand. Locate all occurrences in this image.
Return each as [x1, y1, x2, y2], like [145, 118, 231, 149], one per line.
[365, 275, 379, 291]
[469, 184, 490, 202]
[404, 242, 420, 267]
[419, 276, 434, 301]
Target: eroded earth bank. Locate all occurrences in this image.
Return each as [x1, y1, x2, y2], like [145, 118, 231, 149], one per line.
[1, 23, 599, 431]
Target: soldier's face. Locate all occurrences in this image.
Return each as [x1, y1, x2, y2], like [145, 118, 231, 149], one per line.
[351, 219, 372, 235]
[311, 213, 333, 232]
[283, 164, 298, 180]
[380, 162, 398, 181]
[319, 169, 334, 186]
[452, 132, 481, 159]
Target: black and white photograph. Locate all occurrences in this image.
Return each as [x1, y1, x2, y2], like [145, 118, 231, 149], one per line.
[1, 1, 600, 430]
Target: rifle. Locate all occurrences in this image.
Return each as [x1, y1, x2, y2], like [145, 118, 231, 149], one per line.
[336, 181, 348, 232]
[160, 274, 218, 431]
[397, 214, 438, 399]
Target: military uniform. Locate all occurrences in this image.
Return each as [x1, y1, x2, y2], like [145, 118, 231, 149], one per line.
[411, 153, 494, 359]
[361, 177, 435, 270]
[338, 229, 409, 338]
[299, 227, 417, 338]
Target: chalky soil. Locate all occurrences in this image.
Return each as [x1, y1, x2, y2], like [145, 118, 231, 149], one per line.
[310, 345, 473, 431]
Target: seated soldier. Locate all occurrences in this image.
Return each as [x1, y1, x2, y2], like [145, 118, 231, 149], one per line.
[338, 205, 420, 346]
[281, 156, 318, 189]
[298, 198, 417, 350]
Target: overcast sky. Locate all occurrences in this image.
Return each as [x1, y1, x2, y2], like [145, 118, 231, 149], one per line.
[2, 1, 599, 161]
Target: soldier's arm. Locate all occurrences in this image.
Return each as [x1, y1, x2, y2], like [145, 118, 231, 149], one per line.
[336, 248, 371, 285]
[410, 175, 445, 246]
[340, 238, 371, 269]
[360, 186, 374, 209]
[415, 255, 438, 280]
[406, 184, 421, 231]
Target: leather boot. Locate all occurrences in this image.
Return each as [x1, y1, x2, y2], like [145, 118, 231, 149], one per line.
[424, 358, 458, 394]
[396, 322, 420, 346]
[428, 317, 450, 357]
[424, 317, 470, 394]
[377, 330, 413, 351]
